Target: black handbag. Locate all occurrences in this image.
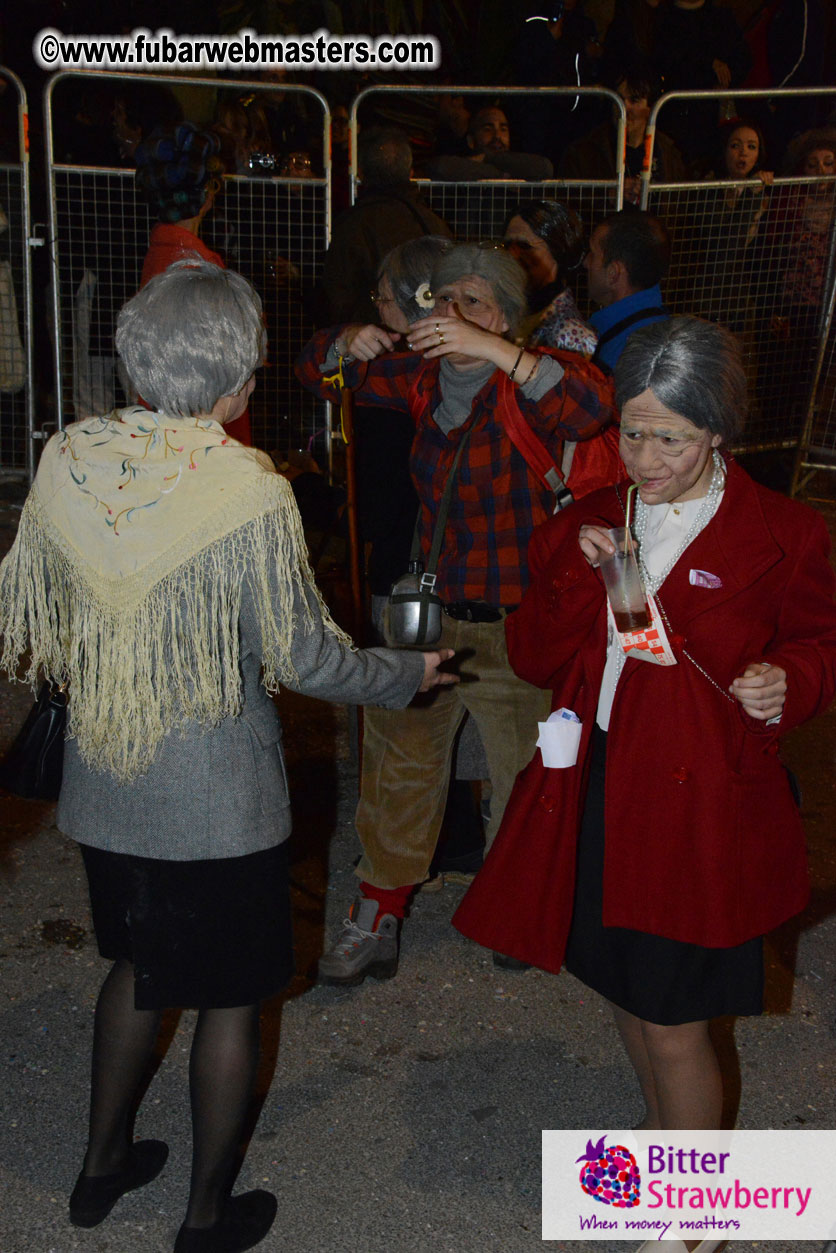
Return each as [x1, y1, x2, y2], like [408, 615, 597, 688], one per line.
[0, 681, 67, 801]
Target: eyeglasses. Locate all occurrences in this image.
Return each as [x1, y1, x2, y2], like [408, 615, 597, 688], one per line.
[620, 429, 707, 458]
[369, 289, 397, 305]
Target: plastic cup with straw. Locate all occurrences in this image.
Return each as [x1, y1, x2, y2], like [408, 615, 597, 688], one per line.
[597, 478, 651, 632]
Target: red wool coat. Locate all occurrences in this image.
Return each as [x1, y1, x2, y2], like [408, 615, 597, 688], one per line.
[453, 459, 836, 971]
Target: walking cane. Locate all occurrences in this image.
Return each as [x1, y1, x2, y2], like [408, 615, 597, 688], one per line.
[323, 353, 365, 765]
[322, 353, 364, 643]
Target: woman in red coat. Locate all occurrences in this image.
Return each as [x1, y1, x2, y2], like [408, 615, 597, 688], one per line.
[455, 316, 836, 1142]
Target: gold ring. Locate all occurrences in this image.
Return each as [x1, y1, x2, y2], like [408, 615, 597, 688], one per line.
[438, 332, 445, 344]
[435, 322, 440, 334]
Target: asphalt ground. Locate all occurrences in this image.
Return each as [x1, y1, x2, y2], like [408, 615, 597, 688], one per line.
[1, 475, 835, 1253]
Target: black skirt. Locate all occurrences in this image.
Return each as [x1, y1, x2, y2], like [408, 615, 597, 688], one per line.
[80, 842, 294, 1011]
[564, 726, 763, 1026]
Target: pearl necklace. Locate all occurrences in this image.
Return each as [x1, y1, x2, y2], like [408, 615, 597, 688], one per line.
[632, 449, 726, 596]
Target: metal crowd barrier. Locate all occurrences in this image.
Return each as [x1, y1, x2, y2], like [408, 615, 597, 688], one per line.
[644, 87, 836, 459]
[349, 85, 836, 473]
[349, 84, 626, 310]
[793, 264, 836, 494]
[0, 67, 34, 480]
[44, 71, 331, 457]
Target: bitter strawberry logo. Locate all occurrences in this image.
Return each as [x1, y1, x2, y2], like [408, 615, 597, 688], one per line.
[576, 1136, 641, 1207]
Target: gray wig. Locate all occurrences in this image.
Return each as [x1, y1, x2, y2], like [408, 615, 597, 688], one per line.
[430, 244, 528, 336]
[116, 259, 265, 416]
[614, 316, 746, 442]
[378, 235, 453, 325]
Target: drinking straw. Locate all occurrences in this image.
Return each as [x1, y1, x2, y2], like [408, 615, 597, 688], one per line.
[623, 479, 647, 556]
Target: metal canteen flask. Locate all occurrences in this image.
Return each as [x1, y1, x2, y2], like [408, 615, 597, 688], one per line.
[384, 560, 443, 647]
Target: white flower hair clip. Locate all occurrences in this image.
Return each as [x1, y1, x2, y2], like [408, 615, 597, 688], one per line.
[414, 283, 434, 310]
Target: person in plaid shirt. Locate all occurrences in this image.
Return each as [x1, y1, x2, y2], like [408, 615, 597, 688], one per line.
[296, 243, 615, 986]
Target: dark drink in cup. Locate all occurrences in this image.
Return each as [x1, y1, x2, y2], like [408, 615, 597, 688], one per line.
[598, 528, 651, 633]
[613, 605, 651, 633]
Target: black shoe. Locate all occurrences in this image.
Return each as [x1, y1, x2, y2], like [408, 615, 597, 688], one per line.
[174, 1190, 278, 1253]
[492, 951, 532, 971]
[69, 1139, 169, 1227]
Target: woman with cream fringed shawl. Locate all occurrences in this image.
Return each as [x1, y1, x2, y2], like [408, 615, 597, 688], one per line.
[0, 260, 456, 1253]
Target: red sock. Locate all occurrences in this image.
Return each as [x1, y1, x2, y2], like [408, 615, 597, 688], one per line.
[359, 882, 412, 922]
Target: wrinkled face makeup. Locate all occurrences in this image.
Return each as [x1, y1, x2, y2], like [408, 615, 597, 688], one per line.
[432, 273, 509, 365]
[725, 127, 760, 178]
[503, 216, 558, 290]
[619, 389, 721, 504]
[373, 273, 410, 334]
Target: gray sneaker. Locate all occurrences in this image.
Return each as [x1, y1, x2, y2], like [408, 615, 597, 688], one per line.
[317, 897, 399, 986]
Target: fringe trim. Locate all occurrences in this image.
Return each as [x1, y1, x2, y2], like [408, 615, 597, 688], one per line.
[0, 482, 353, 783]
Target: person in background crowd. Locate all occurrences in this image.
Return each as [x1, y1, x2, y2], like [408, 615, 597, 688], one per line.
[559, 64, 685, 205]
[583, 209, 671, 373]
[426, 106, 553, 182]
[741, 0, 827, 162]
[511, 0, 604, 168]
[315, 126, 451, 327]
[213, 94, 276, 176]
[433, 91, 472, 158]
[297, 242, 614, 987]
[111, 82, 183, 167]
[503, 199, 624, 499]
[599, 0, 663, 88]
[329, 101, 352, 215]
[653, 0, 752, 167]
[455, 317, 836, 1173]
[257, 68, 323, 174]
[699, 118, 773, 331]
[134, 121, 252, 446]
[757, 127, 836, 427]
[503, 199, 596, 355]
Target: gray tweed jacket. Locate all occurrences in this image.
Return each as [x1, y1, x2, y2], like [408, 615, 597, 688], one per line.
[56, 581, 424, 861]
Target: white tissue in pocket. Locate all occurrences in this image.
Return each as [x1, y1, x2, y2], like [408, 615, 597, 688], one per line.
[536, 708, 582, 768]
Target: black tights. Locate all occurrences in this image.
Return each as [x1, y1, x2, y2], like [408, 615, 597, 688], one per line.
[83, 958, 261, 1228]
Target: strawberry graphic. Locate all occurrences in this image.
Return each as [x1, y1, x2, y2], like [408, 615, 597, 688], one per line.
[576, 1136, 641, 1207]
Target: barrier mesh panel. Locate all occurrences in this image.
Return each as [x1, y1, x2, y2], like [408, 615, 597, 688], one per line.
[647, 177, 836, 453]
[51, 170, 328, 456]
[202, 174, 325, 454]
[800, 318, 836, 471]
[0, 164, 27, 473]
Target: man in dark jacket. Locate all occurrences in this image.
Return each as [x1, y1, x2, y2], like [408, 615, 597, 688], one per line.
[315, 126, 450, 327]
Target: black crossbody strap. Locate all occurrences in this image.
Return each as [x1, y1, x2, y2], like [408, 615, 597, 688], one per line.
[591, 306, 666, 360]
[408, 425, 474, 577]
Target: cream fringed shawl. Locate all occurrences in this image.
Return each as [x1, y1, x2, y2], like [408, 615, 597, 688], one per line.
[0, 408, 352, 782]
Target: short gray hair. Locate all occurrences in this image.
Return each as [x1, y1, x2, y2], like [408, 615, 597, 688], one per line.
[378, 235, 453, 325]
[116, 260, 265, 416]
[430, 244, 528, 336]
[614, 316, 746, 442]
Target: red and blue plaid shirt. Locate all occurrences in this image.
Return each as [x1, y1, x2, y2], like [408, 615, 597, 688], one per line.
[296, 329, 614, 605]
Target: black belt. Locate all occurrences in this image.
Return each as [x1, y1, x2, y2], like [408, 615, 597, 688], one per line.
[444, 601, 517, 623]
